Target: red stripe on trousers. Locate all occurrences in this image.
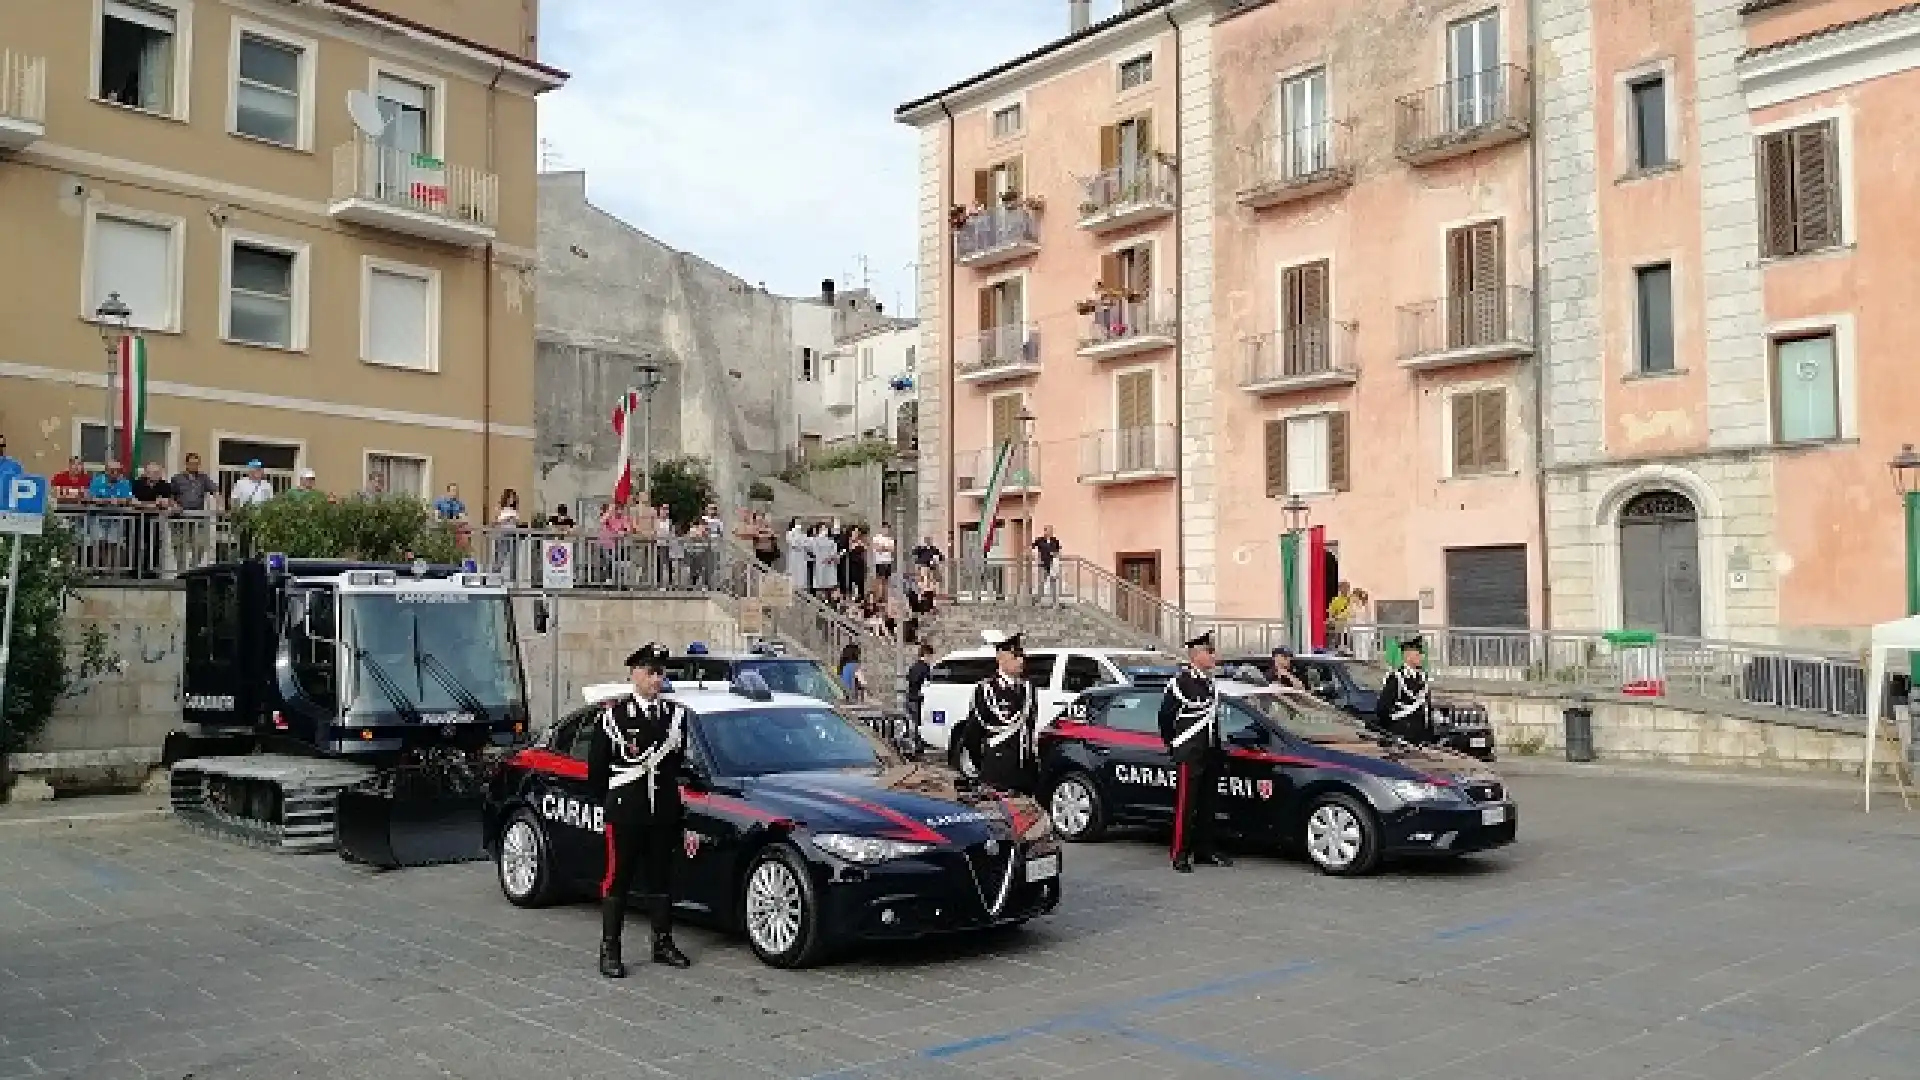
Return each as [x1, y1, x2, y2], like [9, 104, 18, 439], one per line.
[601, 822, 617, 897]
[1171, 762, 1188, 859]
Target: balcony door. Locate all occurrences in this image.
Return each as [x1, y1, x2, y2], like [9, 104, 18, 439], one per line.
[1100, 114, 1152, 200]
[1446, 10, 1500, 130]
[375, 73, 433, 155]
[1114, 370, 1154, 473]
[1445, 221, 1505, 349]
[977, 278, 1024, 364]
[1281, 260, 1330, 376]
[1279, 68, 1328, 179]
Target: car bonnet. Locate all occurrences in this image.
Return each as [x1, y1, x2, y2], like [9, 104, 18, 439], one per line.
[740, 766, 1043, 847]
[1299, 736, 1502, 786]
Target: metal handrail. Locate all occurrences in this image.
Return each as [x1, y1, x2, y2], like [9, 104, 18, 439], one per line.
[0, 49, 47, 124]
[331, 136, 499, 228]
[1079, 425, 1176, 480]
[1078, 290, 1177, 351]
[1078, 158, 1176, 220]
[956, 323, 1042, 378]
[1241, 321, 1359, 386]
[1395, 63, 1533, 152]
[1237, 119, 1351, 195]
[954, 207, 1040, 262]
[1397, 285, 1535, 359]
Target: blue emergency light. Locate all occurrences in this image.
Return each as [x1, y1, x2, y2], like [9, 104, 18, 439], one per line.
[686, 641, 709, 655]
[266, 552, 287, 573]
[461, 558, 478, 573]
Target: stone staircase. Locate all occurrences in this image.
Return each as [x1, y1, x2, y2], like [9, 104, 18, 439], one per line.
[919, 597, 1168, 656]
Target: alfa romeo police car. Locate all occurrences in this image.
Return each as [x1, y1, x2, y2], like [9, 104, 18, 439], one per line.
[484, 674, 1062, 968]
[1039, 681, 1516, 876]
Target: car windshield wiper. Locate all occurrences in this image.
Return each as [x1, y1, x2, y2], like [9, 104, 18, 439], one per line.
[352, 647, 424, 724]
[417, 648, 492, 725]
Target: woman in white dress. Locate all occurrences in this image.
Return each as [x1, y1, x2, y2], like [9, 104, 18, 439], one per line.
[785, 517, 807, 584]
[808, 524, 838, 596]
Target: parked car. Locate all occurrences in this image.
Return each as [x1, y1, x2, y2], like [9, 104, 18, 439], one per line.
[663, 643, 910, 752]
[1223, 653, 1497, 761]
[917, 646, 1180, 774]
[1038, 681, 1516, 876]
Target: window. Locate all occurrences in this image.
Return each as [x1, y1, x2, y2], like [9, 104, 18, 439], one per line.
[1447, 9, 1501, 129]
[1280, 68, 1329, 178]
[375, 71, 434, 155]
[1263, 413, 1350, 497]
[224, 237, 302, 349]
[1062, 655, 1104, 694]
[216, 438, 299, 499]
[931, 657, 998, 684]
[828, 352, 837, 374]
[233, 30, 306, 147]
[1629, 75, 1668, 170]
[366, 453, 428, 498]
[991, 103, 1023, 139]
[363, 261, 437, 370]
[1102, 691, 1161, 735]
[972, 158, 1024, 204]
[1772, 332, 1839, 443]
[78, 423, 172, 472]
[905, 346, 916, 369]
[1758, 121, 1841, 258]
[1023, 653, 1058, 688]
[1119, 54, 1153, 92]
[1445, 221, 1507, 348]
[1634, 263, 1675, 374]
[98, 0, 179, 114]
[800, 347, 814, 381]
[1449, 388, 1508, 476]
[1281, 260, 1330, 373]
[87, 211, 179, 331]
[861, 348, 874, 378]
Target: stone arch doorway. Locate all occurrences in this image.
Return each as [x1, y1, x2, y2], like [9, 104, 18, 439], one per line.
[1618, 490, 1702, 637]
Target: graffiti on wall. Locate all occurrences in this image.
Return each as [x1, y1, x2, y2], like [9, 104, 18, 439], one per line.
[61, 619, 181, 704]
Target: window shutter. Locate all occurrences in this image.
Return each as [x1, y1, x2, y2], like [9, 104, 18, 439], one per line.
[1446, 226, 1474, 299]
[1099, 252, 1123, 291]
[1006, 158, 1024, 195]
[1327, 411, 1351, 492]
[1758, 132, 1794, 258]
[1282, 264, 1305, 330]
[1136, 113, 1153, 156]
[1100, 125, 1120, 170]
[977, 287, 994, 331]
[1132, 245, 1152, 292]
[1264, 419, 1289, 497]
[992, 395, 1020, 446]
[1792, 123, 1839, 251]
[1471, 221, 1504, 293]
[973, 169, 991, 206]
[1450, 393, 1477, 475]
[1117, 371, 1152, 429]
[1301, 261, 1329, 325]
[1477, 388, 1507, 470]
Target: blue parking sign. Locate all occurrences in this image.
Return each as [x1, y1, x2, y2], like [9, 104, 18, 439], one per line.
[0, 473, 48, 535]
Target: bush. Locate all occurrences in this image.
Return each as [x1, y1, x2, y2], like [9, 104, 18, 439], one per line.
[747, 480, 774, 503]
[647, 456, 715, 529]
[806, 438, 896, 472]
[230, 494, 461, 564]
[1, 519, 112, 756]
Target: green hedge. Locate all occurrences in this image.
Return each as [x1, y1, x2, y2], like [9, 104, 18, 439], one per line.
[230, 493, 461, 563]
[1, 519, 112, 755]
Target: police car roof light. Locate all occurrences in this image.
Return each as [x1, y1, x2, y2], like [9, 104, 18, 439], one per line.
[266, 553, 288, 573]
[460, 558, 478, 573]
[686, 641, 709, 656]
[731, 671, 773, 702]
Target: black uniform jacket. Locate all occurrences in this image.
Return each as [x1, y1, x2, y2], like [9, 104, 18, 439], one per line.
[1156, 665, 1221, 765]
[1375, 667, 1435, 743]
[965, 675, 1039, 774]
[587, 692, 689, 820]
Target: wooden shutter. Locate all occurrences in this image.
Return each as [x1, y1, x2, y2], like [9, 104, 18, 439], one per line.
[1005, 158, 1024, 196]
[1327, 411, 1351, 492]
[1450, 393, 1478, 475]
[1136, 113, 1153, 156]
[1116, 370, 1153, 428]
[977, 287, 994, 331]
[973, 169, 992, 206]
[1470, 222, 1504, 293]
[1099, 252, 1123, 291]
[1100, 125, 1120, 170]
[1131, 245, 1152, 293]
[1264, 419, 1289, 497]
[1476, 388, 1507, 470]
[992, 394, 1020, 446]
[1757, 131, 1794, 257]
[1282, 261, 1329, 371]
[1792, 122, 1839, 252]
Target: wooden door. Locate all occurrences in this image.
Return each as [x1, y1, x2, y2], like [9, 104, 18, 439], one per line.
[1115, 370, 1154, 472]
[1117, 554, 1161, 633]
[1281, 261, 1330, 375]
[1445, 222, 1505, 348]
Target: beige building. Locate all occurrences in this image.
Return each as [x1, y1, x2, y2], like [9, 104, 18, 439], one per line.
[0, 0, 563, 505]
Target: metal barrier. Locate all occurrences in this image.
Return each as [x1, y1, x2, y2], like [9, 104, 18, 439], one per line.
[470, 527, 729, 592]
[52, 511, 229, 579]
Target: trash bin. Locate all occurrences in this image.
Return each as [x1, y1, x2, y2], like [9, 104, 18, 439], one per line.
[1564, 705, 1595, 762]
[1605, 629, 1664, 697]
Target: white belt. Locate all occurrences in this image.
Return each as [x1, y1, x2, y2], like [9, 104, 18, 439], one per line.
[1172, 717, 1213, 748]
[985, 723, 1024, 749]
[1391, 694, 1428, 721]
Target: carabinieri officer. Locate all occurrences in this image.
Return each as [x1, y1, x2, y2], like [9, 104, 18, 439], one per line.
[962, 630, 1041, 796]
[1374, 635, 1435, 744]
[1158, 630, 1234, 874]
[588, 643, 693, 978]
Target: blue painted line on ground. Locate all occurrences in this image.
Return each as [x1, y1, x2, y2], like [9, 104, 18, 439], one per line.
[1432, 914, 1521, 940]
[1103, 1023, 1328, 1080]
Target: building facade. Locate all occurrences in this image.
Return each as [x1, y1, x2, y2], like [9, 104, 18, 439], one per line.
[0, 0, 561, 505]
[798, 319, 920, 452]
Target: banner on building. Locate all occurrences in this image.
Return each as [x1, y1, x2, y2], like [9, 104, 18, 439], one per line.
[977, 441, 1015, 557]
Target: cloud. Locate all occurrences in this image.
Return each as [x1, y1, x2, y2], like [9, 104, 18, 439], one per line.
[536, 0, 1084, 315]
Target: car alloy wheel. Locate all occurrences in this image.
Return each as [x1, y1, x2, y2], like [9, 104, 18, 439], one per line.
[1047, 772, 1105, 841]
[1303, 794, 1380, 876]
[497, 810, 558, 907]
[746, 860, 803, 955]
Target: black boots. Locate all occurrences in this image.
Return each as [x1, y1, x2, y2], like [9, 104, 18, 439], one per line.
[1172, 853, 1194, 874]
[598, 938, 626, 979]
[1172, 852, 1233, 873]
[652, 931, 691, 969]
[1198, 851, 1235, 867]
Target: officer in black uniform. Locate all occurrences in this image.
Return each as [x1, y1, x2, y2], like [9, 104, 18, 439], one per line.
[1158, 630, 1234, 874]
[961, 630, 1040, 796]
[1375, 636, 1435, 744]
[587, 643, 694, 978]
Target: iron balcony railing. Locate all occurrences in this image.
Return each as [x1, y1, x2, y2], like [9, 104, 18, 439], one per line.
[1241, 321, 1359, 387]
[1078, 158, 1176, 222]
[1398, 286, 1534, 360]
[955, 322, 1041, 378]
[955, 444, 1041, 494]
[1079, 424, 1176, 481]
[331, 136, 499, 229]
[1237, 120, 1352, 198]
[954, 207, 1041, 262]
[0, 49, 47, 126]
[54, 511, 231, 579]
[1078, 290, 1177, 352]
[1395, 64, 1532, 157]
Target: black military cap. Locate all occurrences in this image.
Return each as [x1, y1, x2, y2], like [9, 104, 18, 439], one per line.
[1399, 636, 1425, 652]
[1185, 630, 1215, 652]
[982, 629, 1025, 655]
[626, 643, 669, 671]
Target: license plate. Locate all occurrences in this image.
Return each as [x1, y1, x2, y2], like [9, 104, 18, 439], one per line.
[1024, 854, 1059, 882]
[1481, 805, 1506, 825]
[1469, 737, 1488, 748]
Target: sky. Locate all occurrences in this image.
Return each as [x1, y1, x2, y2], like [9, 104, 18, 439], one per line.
[535, 0, 1106, 318]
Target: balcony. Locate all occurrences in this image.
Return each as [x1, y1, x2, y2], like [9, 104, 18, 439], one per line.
[954, 207, 1041, 269]
[1077, 290, 1177, 360]
[1395, 65, 1532, 165]
[956, 323, 1042, 384]
[1076, 159, 1176, 233]
[1398, 287, 1534, 370]
[1235, 121, 1353, 210]
[956, 444, 1041, 498]
[1240, 322, 1360, 395]
[329, 137, 498, 246]
[0, 50, 47, 152]
[1080, 424, 1176, 486]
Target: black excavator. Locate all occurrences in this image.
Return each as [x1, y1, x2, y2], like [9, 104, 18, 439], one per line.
[161, 555, 532, 868]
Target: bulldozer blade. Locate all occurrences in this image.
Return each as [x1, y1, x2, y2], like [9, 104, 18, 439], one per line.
[335, 789, 488, 869]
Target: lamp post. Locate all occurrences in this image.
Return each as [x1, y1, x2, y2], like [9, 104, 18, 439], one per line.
[634, 359, 664, 502]
[1281, 494, 1311, 651]
[95, 293, 132, 465]
[1017, 403, 1036, 605]
[1891, 445, 1920, 678]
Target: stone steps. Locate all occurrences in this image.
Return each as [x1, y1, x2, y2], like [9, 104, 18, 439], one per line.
[918, 599, 1162, 655]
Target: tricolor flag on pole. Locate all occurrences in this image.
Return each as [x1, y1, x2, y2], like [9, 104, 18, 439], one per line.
[610, 388, 641, 507]
[976, 441, 1015, 557]
[118, 335, 148, 469]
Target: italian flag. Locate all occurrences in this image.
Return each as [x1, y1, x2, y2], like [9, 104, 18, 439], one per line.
[1278, 525, 1328, 653]
[977, 441, 1015, 556]
[610, 388, 641, 507]
[119, 335, 148, 468]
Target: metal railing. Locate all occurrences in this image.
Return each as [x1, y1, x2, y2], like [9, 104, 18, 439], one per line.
[331, 136, 499, 229]
[1237, 120, 1351, 196]
[1078, 290, 1177, 351]
[1078, 158, 1176, 221]
[1241, 321, 1359, 386]
[955, 444, 1041, 495]
[954, 207, 1040, 262]
[469, 527, 735, 592]
[0, 49, 47, 126]
[53, 510, 230, 579]
[955, 322, 1042, 378]
[1398, 286, 1535, 360]
[1080, 425, 1176, 481]
[1395, 64, 1532, 156]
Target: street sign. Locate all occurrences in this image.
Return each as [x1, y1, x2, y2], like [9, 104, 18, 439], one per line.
[0, 473, 48, 536]
[541, 539, 574, 589]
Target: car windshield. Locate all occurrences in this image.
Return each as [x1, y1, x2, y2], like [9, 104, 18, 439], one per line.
[341, 592, 524, 717]
[1234, 690, 1368, 743]
[1109, 652, 1176, 670]
[697, 707, 899, 777]
[668, 658, 847, 703]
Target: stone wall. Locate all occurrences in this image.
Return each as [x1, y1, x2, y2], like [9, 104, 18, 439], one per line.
[510, 591, 745, 731]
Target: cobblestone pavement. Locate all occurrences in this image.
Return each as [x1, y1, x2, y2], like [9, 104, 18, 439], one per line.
[2, 775, 1918, 1080]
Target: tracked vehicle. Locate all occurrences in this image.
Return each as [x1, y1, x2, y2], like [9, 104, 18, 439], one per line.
[162, 555, 532, 867]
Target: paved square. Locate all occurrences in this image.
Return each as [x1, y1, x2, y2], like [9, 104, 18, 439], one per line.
[2, 774, 1918, 1079]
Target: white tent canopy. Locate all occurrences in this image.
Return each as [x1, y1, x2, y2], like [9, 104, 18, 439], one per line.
[1861, 615, 1920, 810]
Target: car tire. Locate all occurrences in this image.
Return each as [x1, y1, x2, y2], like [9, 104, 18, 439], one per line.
[1046, 771, 1108, 842]
[741, 843, 827, 969]
[1302, 792, 1382, 877]
[497, 808, 561, 907]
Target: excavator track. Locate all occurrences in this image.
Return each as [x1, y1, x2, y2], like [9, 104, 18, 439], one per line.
[169, 755, 376, 853]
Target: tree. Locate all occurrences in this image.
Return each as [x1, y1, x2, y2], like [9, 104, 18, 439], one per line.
[1, 519, 111, 757]
[230, 494, 461, 563]
[648, 456, 715, 529]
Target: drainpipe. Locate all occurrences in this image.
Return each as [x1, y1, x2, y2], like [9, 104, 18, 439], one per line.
[940, 98, 958, 576]
[483, 62, 506, 506]
[1164, 6, 1187, 611]
[1526, 3, 1553, 630]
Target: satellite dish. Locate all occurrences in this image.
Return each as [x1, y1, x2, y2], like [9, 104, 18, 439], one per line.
[346, 90, 387, 139]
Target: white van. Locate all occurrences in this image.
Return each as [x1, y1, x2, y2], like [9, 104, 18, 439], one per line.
[917, 646, 1181, 774]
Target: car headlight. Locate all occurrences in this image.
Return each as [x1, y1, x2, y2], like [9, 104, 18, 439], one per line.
[1388, 779, 1465, 804]
[812, 833, 935, 864]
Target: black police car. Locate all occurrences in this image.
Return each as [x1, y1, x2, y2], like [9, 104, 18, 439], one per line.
[485, 676, 1062, 968]
[667, 642, 913, 751]
[1224, 653, 1497, 761]
[1039, 681, 1515, 876]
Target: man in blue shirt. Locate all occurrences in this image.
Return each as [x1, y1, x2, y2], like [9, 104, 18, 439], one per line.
[88, 459, 133, 502]
[87, 460, 134, 573]
[432, 483, 466, 520]
[0, 433, 20, 482]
